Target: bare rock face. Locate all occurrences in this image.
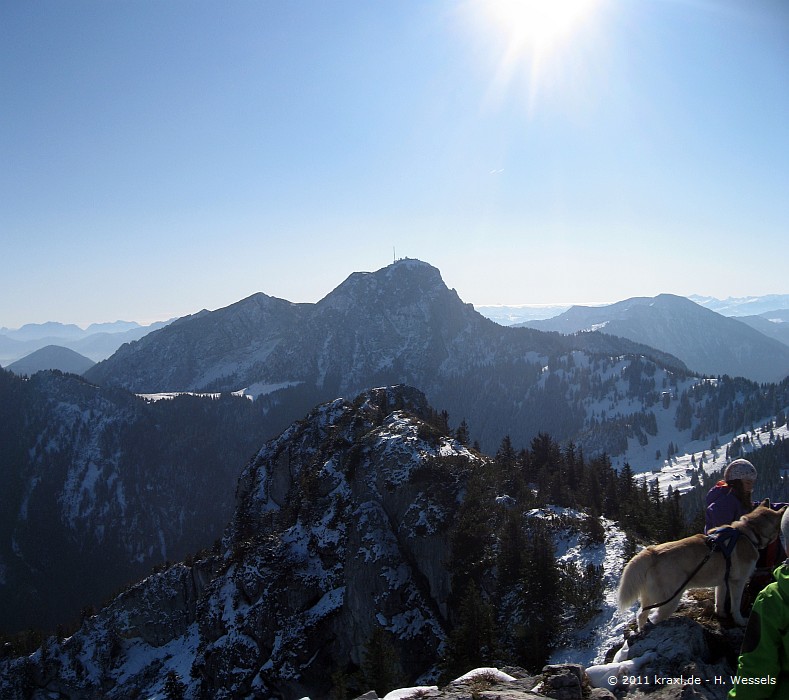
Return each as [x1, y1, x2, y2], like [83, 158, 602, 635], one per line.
[193, 385, 483, 698]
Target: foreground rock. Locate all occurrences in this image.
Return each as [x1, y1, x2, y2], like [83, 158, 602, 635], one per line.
[589, 591, 745, 700]
[355, 593, 746, 700]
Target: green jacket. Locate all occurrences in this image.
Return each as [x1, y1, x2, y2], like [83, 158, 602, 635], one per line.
[729, 564, 789, 699]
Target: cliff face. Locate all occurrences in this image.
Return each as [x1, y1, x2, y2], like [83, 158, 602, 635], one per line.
[194, 385, 481, 698]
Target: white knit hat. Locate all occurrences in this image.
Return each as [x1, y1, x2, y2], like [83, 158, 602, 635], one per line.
[724, 458, 757, 482]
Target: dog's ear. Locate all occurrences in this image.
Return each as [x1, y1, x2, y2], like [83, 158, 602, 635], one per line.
[759, 498, 771, 508]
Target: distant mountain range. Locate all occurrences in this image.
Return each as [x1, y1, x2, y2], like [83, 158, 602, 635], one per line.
[689, 293, 789, 317]
[473, 304, 574, 325]
[736, 309, 789, 347]
[0, 320, 142, 341]
[519, 294, 789, 384]
[0, 319, 171, 367]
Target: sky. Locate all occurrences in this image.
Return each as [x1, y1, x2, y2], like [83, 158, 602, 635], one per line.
[2, 0, 788, 328]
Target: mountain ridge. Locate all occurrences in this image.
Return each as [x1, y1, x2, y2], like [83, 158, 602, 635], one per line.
[520, 293, 789, 383]
[0, 367, 268, 633]
[84, 260, 698, 456]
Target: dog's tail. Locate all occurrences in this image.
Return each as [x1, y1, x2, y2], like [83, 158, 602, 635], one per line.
[617, 548, 652, 610]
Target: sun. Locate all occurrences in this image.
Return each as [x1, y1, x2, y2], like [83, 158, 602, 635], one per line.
[463, 0, 602, 110]
[485, 0, 599, 51]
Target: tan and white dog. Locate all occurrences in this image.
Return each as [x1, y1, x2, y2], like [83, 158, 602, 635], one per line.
[618, 501, 786, 630]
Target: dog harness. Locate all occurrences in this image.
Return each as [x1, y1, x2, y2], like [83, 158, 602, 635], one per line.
[706, 526, 741, 558]
[706, 526, 741, 613]
[641, 526, 752, 614]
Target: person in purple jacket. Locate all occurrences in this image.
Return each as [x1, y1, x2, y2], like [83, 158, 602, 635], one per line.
[705, 458, 787, 609]
[705, 458, 758, 534]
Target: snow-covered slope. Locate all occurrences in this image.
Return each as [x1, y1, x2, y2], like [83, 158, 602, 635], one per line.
[636, 418, 789, 506]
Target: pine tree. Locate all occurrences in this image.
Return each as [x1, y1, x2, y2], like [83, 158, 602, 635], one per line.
[516, 522, 561, 670]
[361, 626, 403, 697]
[495, 434, 521, 496]
[442, 581, 498, 681]
[448, 470, 494, 597]
[163, 671, 186, 700]
[455, 419, 470, 446]
[619, 462, 636, 498]
[498, 511, 527, 588]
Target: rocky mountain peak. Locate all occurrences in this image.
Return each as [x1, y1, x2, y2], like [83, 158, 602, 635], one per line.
[317, 258, 456, 313]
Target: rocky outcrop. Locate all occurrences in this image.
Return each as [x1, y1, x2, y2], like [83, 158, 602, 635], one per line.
[0, 385, 485, 699]
[589, 592, 746, 700]
[192, 385, 482, 698]
[0, 558, 219, 699]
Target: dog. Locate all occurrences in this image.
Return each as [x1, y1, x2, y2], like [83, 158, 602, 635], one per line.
[618, 500, 786, 630]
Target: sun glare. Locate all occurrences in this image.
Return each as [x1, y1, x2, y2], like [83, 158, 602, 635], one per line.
[486, 0, 598, 49]
[465, 0, 602, 110]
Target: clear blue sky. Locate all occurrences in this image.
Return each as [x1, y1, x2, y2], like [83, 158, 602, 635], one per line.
[2, 0, 787, 327]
